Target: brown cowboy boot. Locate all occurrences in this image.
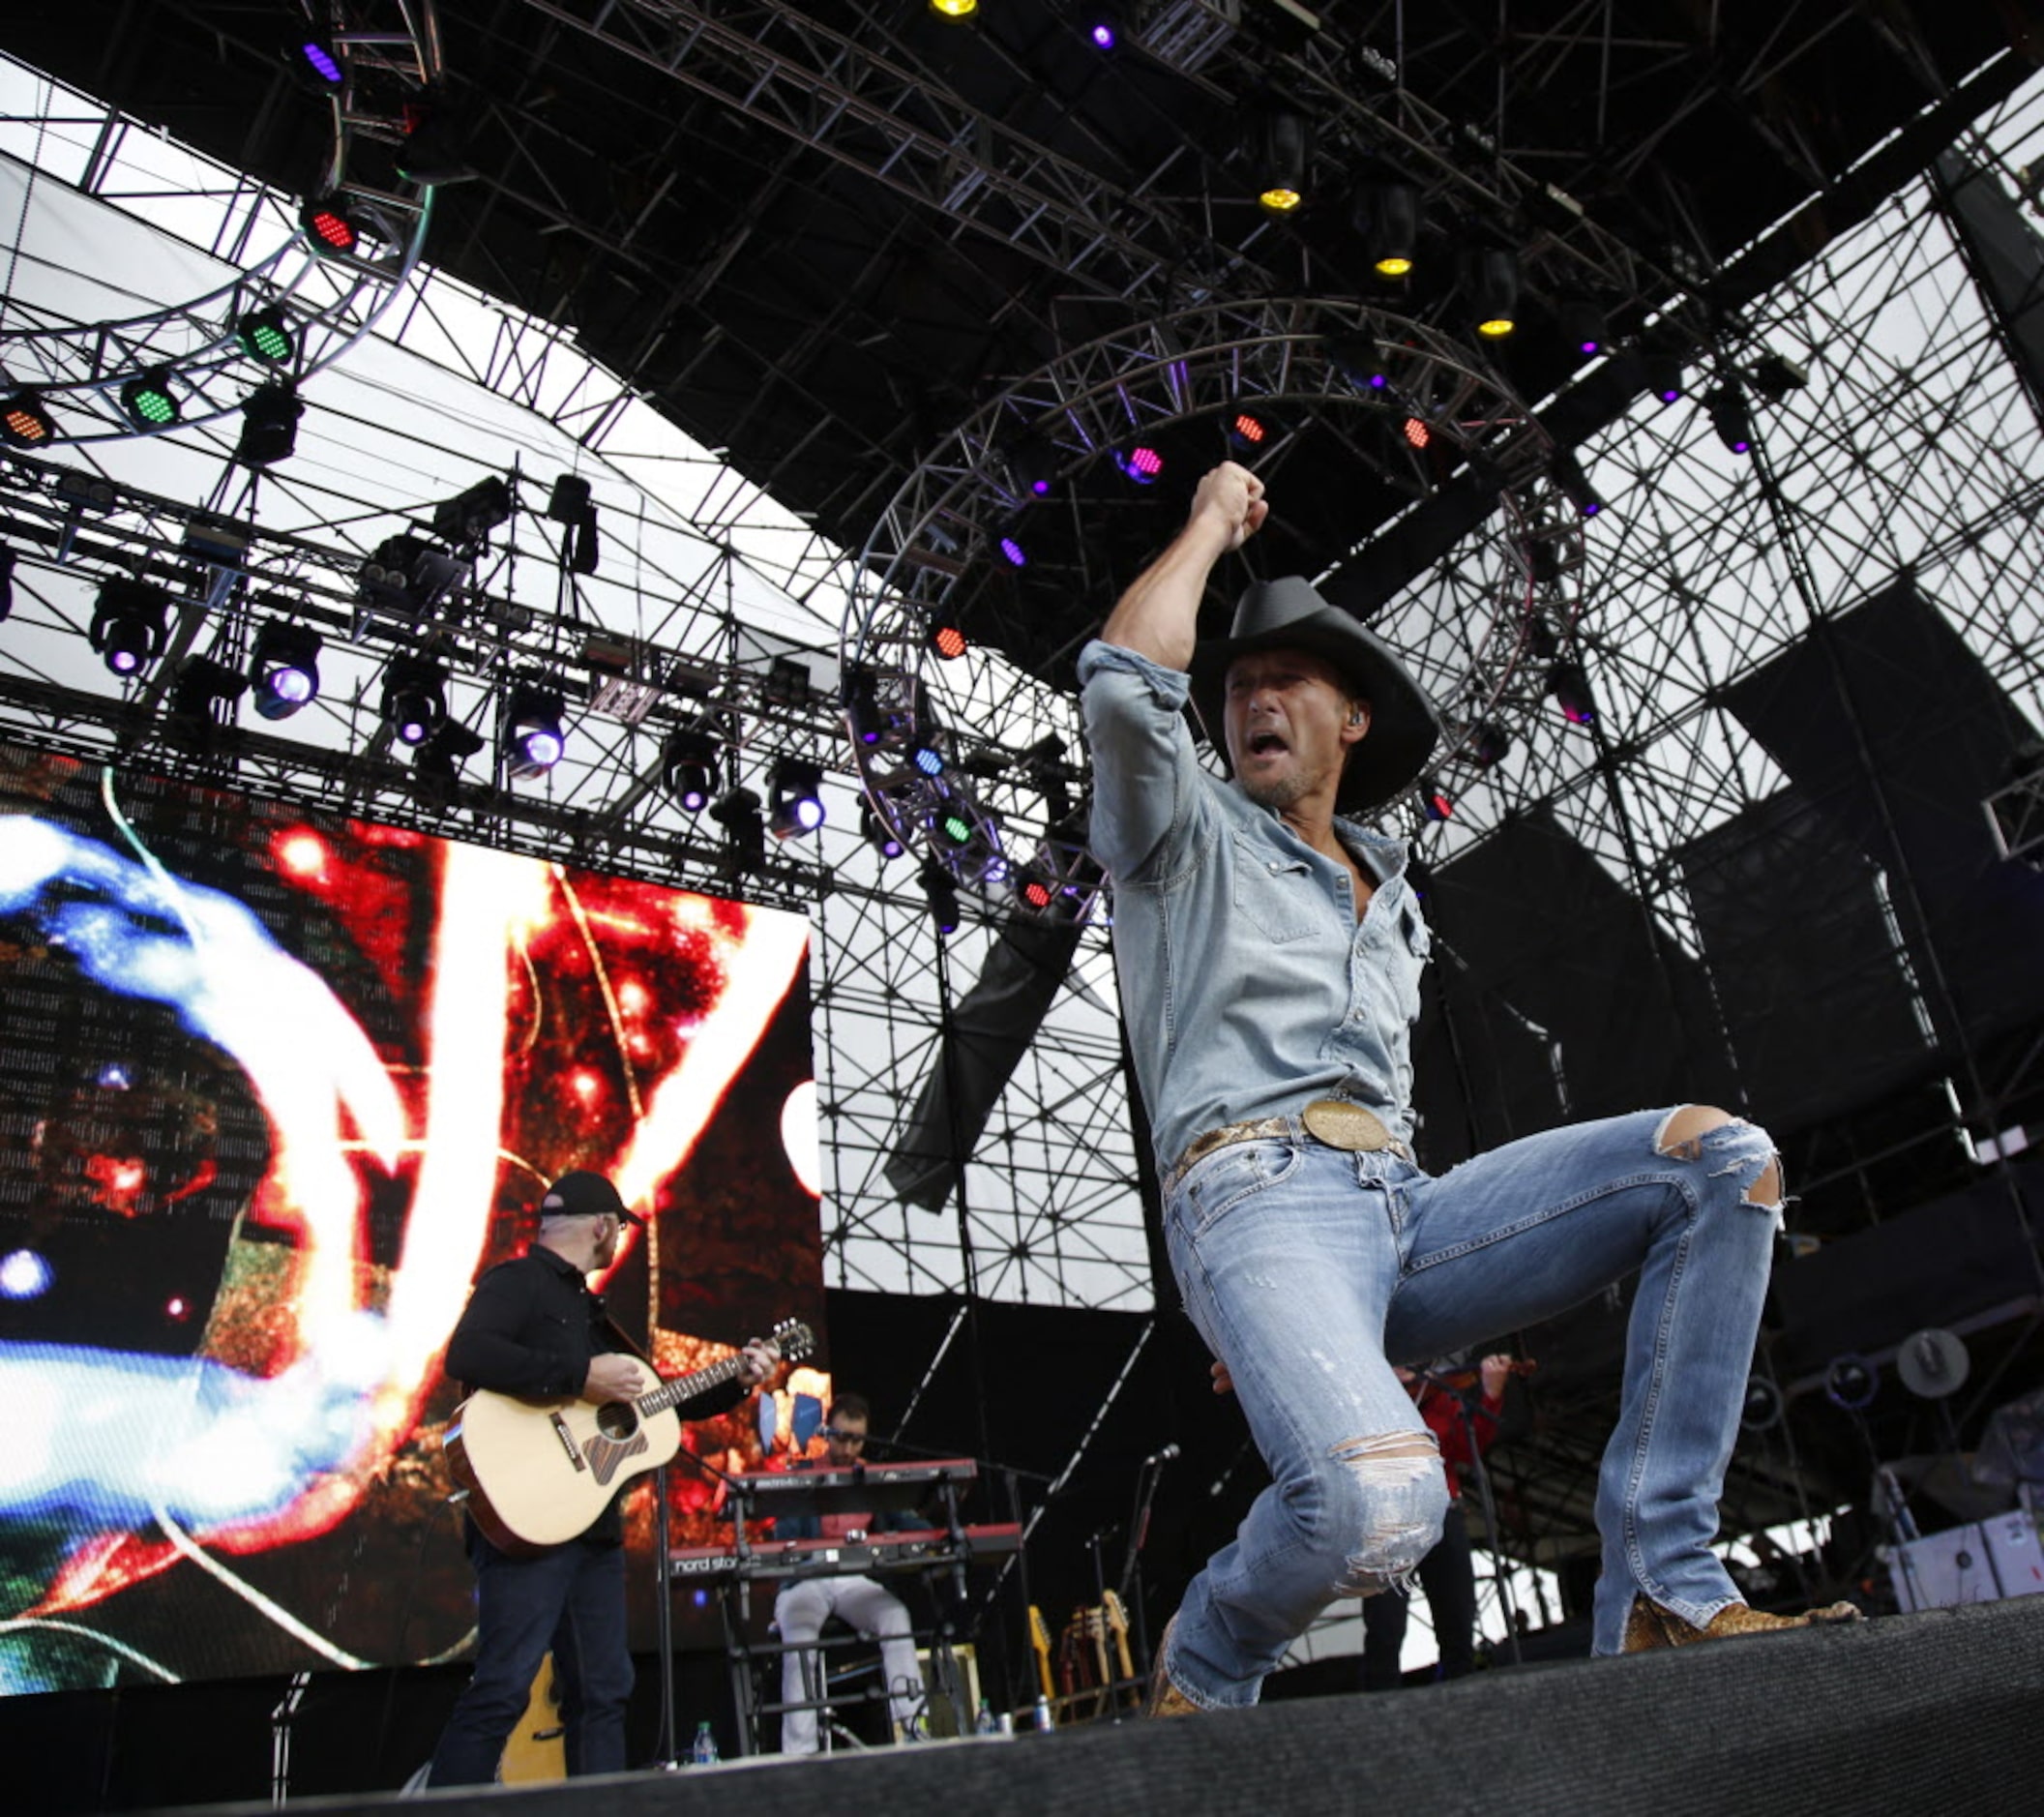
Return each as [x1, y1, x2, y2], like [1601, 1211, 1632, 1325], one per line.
[1622, 1594, 1862, 1653]
[1142, 1615, 1204, 1717]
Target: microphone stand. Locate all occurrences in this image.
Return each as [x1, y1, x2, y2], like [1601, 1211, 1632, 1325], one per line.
[1116, 1456, 1172, 1679]
[1415, 1370, 1522, 1668]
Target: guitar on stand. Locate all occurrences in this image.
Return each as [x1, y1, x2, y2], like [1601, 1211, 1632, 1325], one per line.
[445, 1317, 815, 1554]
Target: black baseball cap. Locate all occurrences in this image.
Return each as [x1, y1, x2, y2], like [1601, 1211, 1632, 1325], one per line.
[540, 1170, 646, 1229]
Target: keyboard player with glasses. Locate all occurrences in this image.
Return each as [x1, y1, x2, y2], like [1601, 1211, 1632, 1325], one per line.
[771, 1393, 929, 1754]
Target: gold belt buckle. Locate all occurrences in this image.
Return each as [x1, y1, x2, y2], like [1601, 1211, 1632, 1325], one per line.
[1300, 1098, 1393, 1152]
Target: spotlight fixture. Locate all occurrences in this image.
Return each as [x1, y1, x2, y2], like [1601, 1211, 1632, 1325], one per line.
[120, 369, 181, 430]
[394, 95, 472, 187]
[168, 653, 249, 726]
[234, 306, 296, 367]
[763, 655, 811, 706]
[1352, 172, 1420, 277]
[1421, 779, 1454, 822]
[280, 30, 344, 87]
[1402, 417, 1431, 450]
[710, 786, 766, 872]
[1464, 246, 1520, 340]
[1006, 437, 1060, 499]
[1547, 659, 1597, 726]
[547, 473, 601, 576]
[921, 863, 962, 935]
[379, 656, 447, 747]
[358, 534, 470, 617]
[1468, 721, 1511, 770]
[1229, 407, 1277, 450]
[998, 534, 1027, 568]
[1251, 109, 1311, 215]
[1082, 5, 1125, 48]
[1704, 383, 1754, 456]
[1117, 445, 1165, 485]
[501, 682, 568, 778]
[662, 730, 720, 811]
[236, 383, 303, 466]
[928, 607, 968, 661]
[432, 475, 515, 547]
[843, 664, 887, 748]
[89, 577, 169, 677]
[929, 0, 978, 18]
[414, 720, 487, 803]
[1746, 350, 1810, 402]
[1555, 298, 1607, 361]
[768, 759, 827, 840]
[300, 195, 362, 256]
[937, 807, 975, 847]
[1551, 450, 1604, 519]
[0, 390, 56, 448]
[250, 621, 322, 721]
[1641, 351, 1684, 404]
[861, 798, 904, 860]
[1019, 866, 1057, 910]
[1326, 335, 1389, 393]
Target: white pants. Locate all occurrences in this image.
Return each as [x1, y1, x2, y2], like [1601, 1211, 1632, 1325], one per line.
[774, 1574, 923, 1754]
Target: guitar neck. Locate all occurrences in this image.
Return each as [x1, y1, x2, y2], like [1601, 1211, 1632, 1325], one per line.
[637, 1354, 747, 1418]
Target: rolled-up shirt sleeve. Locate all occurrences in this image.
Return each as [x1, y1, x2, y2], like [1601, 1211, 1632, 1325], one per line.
[1078, 640, 1206, 880]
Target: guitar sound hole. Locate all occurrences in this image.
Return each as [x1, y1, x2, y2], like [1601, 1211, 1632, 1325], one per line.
[595, 1403, 639, 1441]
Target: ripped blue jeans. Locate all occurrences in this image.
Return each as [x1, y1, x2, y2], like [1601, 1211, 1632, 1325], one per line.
[1162, 1107, 1782, 1708]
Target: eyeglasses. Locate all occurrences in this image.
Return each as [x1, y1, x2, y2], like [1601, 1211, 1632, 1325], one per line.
[823, 1429, 867, 1445]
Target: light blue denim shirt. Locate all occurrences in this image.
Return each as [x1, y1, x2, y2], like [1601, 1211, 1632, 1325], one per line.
[1078, 639, 1432, 1173]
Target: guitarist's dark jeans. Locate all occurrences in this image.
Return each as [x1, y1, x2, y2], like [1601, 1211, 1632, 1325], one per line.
[428, 1528, 633, 1784]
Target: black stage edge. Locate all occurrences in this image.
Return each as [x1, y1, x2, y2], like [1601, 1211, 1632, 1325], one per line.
[148, 1598, 2044, 1817]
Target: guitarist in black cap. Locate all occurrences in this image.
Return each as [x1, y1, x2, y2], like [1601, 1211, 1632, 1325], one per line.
[426, 1170, 777, 1785]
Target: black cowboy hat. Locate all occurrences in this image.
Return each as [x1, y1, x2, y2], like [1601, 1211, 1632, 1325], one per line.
[1188, 576, 1442, 813]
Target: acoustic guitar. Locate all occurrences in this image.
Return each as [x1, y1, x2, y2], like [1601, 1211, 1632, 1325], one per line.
[446, 1317, 814, 1554]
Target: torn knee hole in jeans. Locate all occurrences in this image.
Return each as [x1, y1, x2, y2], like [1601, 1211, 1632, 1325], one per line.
[1651, 1108, 1787, 1223]
[1329, 1432, 1440, 1595]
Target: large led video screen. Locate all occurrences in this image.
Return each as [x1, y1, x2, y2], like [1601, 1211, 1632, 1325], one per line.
[0, 741, 825, 1694]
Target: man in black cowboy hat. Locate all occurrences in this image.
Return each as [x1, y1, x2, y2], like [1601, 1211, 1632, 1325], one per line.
[1079, 462, 1853, 1719]
[426, 1170, 779, 1783]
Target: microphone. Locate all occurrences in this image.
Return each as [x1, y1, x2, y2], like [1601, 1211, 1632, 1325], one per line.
[1143, 1444, 1181, 1468]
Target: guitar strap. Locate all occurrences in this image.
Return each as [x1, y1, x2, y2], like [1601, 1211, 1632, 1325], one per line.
[600, 1313, 662, 1375]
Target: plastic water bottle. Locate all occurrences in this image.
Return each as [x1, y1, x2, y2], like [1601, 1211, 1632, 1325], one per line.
[1032, 1692, 1053, 1732]
[691, 1720, 719, 1766]
[975, 1698, 998, 1735]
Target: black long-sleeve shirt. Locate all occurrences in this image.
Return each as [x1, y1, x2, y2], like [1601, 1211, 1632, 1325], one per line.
[446, 1244, 745, 1544]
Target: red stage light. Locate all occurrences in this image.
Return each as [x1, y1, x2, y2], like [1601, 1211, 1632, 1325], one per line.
[1403, 417, 1431, 449]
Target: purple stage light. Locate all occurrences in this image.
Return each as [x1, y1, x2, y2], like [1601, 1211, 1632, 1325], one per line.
[300, 42, 343, 85]
[1091, 22, 1116, 47]
[1000, 536, 1027, 566]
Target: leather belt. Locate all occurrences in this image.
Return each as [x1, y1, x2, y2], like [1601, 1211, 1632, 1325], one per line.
[1162, 1098, 1411, 1196]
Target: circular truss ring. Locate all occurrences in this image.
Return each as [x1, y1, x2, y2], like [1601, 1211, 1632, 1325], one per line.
[843, 297, 1586, 914]
[0, 2, 441, 442]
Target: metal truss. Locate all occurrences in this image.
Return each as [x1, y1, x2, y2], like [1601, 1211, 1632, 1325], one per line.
[505, 0, 1670, 321]
[1407, 97, 2044, 931]
[843, 296, 1582, 896]
[0, 438, 1151, 1306]
[0, 4, 436, 440]
[516, 0, 1248, 307]
[811, 879, 1148, 1308]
